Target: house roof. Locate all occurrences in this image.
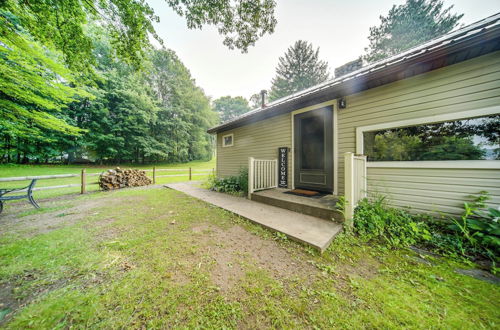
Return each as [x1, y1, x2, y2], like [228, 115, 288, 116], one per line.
[208, 13, 500, 134]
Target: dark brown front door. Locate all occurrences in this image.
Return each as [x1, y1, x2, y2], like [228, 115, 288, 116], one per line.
[294, 106, 333, 192]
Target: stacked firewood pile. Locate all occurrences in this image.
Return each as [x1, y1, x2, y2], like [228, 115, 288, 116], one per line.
[99, 167, 152, 190]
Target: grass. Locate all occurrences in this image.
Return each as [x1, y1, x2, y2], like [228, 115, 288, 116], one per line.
[1, 187, 499, 328]
[0, 159, 216, 200]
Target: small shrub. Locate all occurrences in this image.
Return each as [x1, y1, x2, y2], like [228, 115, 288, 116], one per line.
[208, 167, 248, 195]
[445, 192, 500, 261]
[237, 167, 248, 194]
[352, 192, 499, 268]
[353, 196, 431, 247]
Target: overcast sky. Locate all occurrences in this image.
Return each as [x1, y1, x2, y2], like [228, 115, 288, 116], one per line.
[148, 0, 500, 101]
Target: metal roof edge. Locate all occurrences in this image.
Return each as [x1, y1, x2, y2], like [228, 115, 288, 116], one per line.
[208, 12, 500, 134]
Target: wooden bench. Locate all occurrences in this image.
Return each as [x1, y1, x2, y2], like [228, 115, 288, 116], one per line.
[0, 179, 40, 214]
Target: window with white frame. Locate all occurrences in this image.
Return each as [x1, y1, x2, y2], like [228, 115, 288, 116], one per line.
[222, 133, 234, 147]
[358, 111, 499, 162]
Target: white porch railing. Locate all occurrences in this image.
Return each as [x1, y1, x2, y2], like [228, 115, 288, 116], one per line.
[248, 157, 278, 198]
[344, 152, 367, 226]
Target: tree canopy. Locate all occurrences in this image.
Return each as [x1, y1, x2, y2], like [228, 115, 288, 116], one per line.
[0, 11, 88, 142]
[364, 0, 463, 63]
[1, 0, 277, 75]
[1, 24, 217, 164]
[213, 96, 251, 123]
[268, 40, 329, 102]
[1, 0, 277, 164]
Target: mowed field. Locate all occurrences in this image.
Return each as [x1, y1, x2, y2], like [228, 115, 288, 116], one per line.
[0, 159, 216, 200]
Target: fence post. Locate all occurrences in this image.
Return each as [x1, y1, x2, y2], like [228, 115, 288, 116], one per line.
[81, 168, 86, 194]
[212, 168, 215, 176]
[248, 157, 254, 199]
[153, 166, 156, 184]
[344, 152, 354, 227]
[189, 167, 192, 181]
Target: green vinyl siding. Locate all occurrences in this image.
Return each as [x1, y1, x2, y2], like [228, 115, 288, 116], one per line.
[215, 51, 500, 215]
[366, 167, 500, 215]
[338, 51, 500, 214]
[216, 113, 292, 186]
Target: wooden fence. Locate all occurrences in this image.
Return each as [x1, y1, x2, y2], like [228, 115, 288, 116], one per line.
[0, 167, 215, 194]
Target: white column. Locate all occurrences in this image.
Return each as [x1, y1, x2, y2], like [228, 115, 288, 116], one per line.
[248, 157, 254, 199]
[344, 152, 355, 227]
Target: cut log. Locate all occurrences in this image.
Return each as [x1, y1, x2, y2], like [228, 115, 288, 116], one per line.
[98, 167, 152, 191]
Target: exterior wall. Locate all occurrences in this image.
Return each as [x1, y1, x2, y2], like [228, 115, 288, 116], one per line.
[216, 113, 292, 187]
[215, 51, 500, 215]
[337, 51, 500, 214]
[366, 167, 500, 215]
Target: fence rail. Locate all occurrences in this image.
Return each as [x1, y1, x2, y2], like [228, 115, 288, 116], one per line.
[344, 152, 367, 226]
[0, 167, 215, 194]
[248, 157, 278, 198]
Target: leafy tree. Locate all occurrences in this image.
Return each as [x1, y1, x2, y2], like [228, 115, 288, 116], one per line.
[268, 40, 329, 102]
[148, 49, 217, 162]
[213, 96, 251, 122]
[167, 0, 277, 52]
[0, 11, 89, 163]
[1, 0, 277, 75]
[45, 29, 217, 165]
[364, 0, 463, 63]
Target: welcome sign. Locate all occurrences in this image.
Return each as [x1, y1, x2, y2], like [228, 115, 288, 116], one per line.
[278, 147, 288, 188]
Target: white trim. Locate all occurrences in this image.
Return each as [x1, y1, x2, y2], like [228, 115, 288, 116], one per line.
[333, 104, 338, 196]
[290, 100, 338, 195]
[355, 106, 500, 169]
[222, 133, 234, 147]
[367, 160, 500, 169]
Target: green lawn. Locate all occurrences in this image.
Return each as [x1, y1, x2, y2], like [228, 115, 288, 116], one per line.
[0, 159, 215, 200]
[0, 186, 498, 328]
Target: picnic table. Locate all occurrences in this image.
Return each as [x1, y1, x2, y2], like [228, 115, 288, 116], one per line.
[0, 179, 40, 214]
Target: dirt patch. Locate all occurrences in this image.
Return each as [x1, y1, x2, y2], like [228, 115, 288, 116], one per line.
[0, 200, 101, 237]
[339, 257, 380, 280]
[0, 193, 148, 238]
[0, 271, 71, 326]
[191, 224, 318, 292]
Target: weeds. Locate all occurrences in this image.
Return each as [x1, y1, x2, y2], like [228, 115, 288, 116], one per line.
[208, 167, 248, 195]
[352, 192, 499, 270]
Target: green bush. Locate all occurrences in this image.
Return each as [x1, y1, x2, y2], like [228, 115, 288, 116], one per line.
[208, 167, 248, 195]
[446, 192, 500, 261]
[352, 192, 499, 266]
[353, 196, 431, 247]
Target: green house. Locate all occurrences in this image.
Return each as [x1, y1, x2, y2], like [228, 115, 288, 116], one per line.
[208, 14, 500, 219]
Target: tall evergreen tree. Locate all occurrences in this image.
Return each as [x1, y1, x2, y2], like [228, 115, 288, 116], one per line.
[268, 40, 329, 102]
[213, 96, 251, 122]
[364, 0, 463, 63]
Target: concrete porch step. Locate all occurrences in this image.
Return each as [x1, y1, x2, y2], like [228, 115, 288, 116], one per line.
[165, 182, 343, 252]
[251, 188, 343, 222]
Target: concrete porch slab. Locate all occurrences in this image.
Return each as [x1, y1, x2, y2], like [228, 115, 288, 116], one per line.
[251, 188, 342, 221]
[165, 182, 343, 251]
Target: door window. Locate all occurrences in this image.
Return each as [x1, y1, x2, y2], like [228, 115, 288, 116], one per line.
[300, 115, 325, 170]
